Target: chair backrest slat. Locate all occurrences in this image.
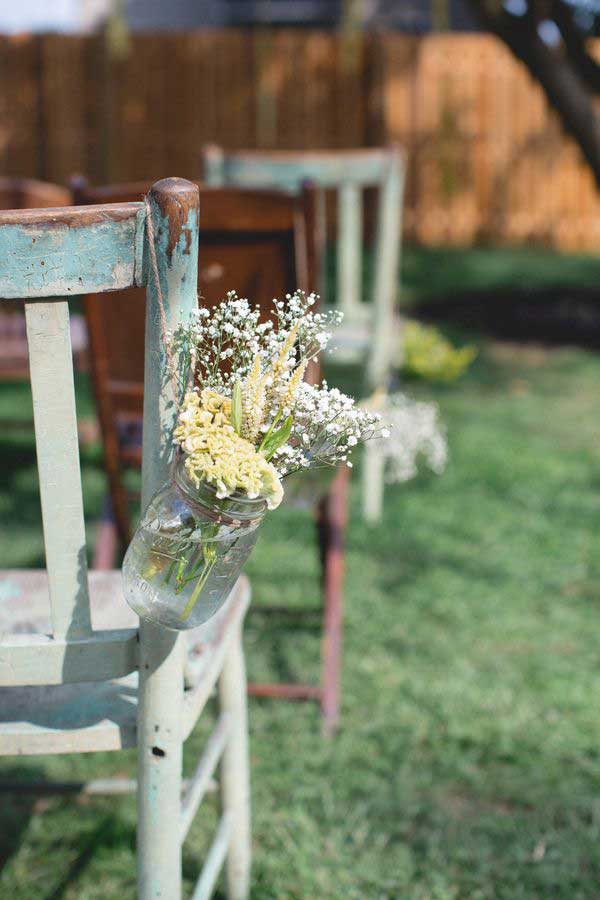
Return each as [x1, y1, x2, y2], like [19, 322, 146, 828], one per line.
[202, 146, 394, 191]
[369, 154, 405, 389]
[337, 182, 363, 318]
[0, 177, 71, 211]
[0, 204, 145, 299]
[25, 299, 92, 638]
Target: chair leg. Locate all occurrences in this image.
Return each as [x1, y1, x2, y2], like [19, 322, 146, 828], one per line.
[318, 467, 349, 737]
[219, 629, 251, 900]
[137, 622, 185, 900]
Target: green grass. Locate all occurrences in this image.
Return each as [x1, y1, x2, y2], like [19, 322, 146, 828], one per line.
[401, 245, 600, 300]
[3, 259, 600, 896]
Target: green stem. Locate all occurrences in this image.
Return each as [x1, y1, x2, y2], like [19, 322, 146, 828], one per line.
[179, 548, 218, 622]
[163, 558, 177, 585]
[177, 544, 212, 587]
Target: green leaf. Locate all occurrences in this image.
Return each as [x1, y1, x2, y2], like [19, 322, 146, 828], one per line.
[261, 416, 293, 461]
[231, 380, 243, 435]
[258, 410, 281, 452]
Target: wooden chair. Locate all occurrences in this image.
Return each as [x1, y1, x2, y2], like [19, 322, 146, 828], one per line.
[72, 177, 349, 735]
[0, 179, 251, 900]
[0, 178, 89, 382]
[201, 146, 405, 522]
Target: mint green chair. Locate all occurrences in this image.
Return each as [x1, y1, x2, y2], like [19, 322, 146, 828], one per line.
[202, 146, 405, 523]
[202, 145, 405, 394]
[0, 178, 251, 899]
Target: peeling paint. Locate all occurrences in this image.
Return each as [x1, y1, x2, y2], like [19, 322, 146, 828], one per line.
[148, 178, 200, 263]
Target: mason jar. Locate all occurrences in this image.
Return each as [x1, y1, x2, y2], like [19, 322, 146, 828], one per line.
[122, 456, 267, 630]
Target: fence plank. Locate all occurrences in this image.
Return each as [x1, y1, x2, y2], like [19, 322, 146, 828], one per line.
[0, 35, 40, 177]
[1, 30, 600, 250]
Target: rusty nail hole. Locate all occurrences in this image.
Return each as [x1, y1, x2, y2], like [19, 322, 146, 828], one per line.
[152, 746, 165, 758]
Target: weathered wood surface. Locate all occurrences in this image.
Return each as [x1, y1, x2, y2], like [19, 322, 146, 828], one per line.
[0, 631, 138, 687]
[137, 177, 199, 900]
[0, 203, 145, 298]
[191, 812, 232, 900]
[0, 674, 138, 755]
[24, 301, 92, 639]
[0, 574, 250, 761]
[219, 626, 251, 900]
[180, 712, 230, 842]
[1, 177, 252, 899]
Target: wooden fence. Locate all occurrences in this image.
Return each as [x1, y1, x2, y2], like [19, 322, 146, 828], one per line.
[1, 29, 600, 251]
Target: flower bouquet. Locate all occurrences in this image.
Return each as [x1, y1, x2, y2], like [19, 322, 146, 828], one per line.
[122, 292, 385, 630]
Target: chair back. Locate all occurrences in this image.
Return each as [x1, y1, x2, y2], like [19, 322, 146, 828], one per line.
[0, 178, 199, 687]
[201, 145, 404, 323]
[0, 179, 71, 380]
[0, 177, 71, 210]
[72, 179, 322, 546]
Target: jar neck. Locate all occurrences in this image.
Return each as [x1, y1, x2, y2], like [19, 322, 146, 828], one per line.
[172, 454, 268, 523]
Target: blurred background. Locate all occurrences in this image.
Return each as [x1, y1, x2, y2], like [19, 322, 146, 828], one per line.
[2, 0, 600, 897]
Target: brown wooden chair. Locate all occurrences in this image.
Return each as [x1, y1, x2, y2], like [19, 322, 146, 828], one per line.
[72, 176, 349, 735]
[0, 178, 89, 382]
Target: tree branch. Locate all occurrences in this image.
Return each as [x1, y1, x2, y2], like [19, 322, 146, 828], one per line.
[466, 0, 600, 187]
[552, 0, 600, 94]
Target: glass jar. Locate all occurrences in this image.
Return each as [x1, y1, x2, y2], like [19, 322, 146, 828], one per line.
[122, 457, 267, 630]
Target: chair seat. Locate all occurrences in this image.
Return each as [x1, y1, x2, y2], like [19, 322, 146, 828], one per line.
[0, 570, 250, 756]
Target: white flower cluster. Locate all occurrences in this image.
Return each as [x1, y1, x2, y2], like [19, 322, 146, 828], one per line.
[269, 292, 342, 362]
[271, 381, 384, 476]
[171, 290, 340, 398]
[370, 392, 447, 483]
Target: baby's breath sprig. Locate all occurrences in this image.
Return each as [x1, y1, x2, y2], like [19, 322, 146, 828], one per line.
[170, 290, 385, 500]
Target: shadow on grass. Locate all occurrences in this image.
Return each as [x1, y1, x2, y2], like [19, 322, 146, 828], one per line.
[0, 768, 135, 899]
[0, 767, 41, 875]
[44, 810, 132, 900]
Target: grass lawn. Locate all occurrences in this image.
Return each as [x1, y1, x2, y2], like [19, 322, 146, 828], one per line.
[2, 251, 600, 897]
[401, 244, 600, 300]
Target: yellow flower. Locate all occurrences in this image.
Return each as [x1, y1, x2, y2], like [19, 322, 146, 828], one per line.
[241, 352, 267, 443]
[174, 391, 283, 509]
[264, 321, 300, 406]
[281, 359, 307, 411]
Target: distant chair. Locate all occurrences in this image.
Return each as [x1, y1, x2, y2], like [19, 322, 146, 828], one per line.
[0, 179, 252, 899]
[201, 146, 405, 522]
[72, 176, 348, 735]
